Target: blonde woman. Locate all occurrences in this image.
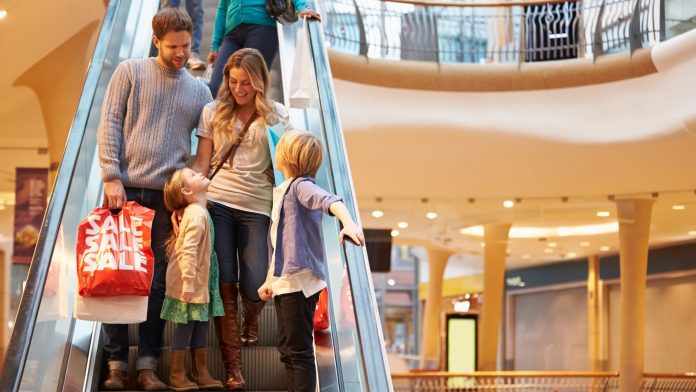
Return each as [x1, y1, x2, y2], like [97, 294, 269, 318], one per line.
[192, 48, 291, 390]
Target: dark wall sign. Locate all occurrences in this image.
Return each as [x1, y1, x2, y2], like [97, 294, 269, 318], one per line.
[13, 168, 48, 264]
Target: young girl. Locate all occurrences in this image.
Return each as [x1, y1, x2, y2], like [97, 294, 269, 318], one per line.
[162, 168, 224, 391]
[258, 130, 364, 392]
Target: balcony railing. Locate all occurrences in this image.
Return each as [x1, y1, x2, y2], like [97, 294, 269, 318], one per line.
[391, 371, 696, 391]
[320, 0, 665, 64]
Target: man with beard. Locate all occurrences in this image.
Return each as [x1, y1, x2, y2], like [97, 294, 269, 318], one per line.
[97, 7, 213, 391]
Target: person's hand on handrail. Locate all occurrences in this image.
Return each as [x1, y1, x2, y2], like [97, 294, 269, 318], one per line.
[299, 9, 321, 21]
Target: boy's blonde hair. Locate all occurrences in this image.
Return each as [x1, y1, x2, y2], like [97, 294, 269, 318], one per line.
[277, 130, 323, 178]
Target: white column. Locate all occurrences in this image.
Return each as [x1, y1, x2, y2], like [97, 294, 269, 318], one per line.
[587, 254, 601, 371]
[616, 199, 653, 392]
[420, 247, 452, 369]
[478, 223, 511, 371]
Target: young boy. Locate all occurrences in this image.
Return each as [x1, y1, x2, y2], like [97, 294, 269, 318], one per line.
[258, 130, 364, 391]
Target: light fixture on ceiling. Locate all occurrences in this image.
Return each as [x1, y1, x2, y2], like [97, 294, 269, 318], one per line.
[397, 221, 408, 229]
[566, 252, 577, 258]
[672, 204, 686, 211]
[580, 241, 591, 247]
[390, 229, 400, 237]
[0, 10, 7, 20]
[600, 246, 610, 252]
[596, 211, 611, 217]
[387, 279, 396, 286]
[689, 230, 696, 236]
[459, 222, 618, 238]
[544, 248, 553, 254]
[522, 254, 531, 259]
[426, 211, 437, 220]
[371, 210, 384, 218]
[503, 200, 514, 208]
[548, 242, 557, 248]
[480, 242, 485, 248]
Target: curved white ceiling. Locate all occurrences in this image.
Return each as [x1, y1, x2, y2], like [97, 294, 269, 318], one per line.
[334, 29, 696, 267]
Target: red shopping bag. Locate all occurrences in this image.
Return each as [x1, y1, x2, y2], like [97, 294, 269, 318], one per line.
[76, 201, 155, 297]
[313, 287, 330, 331]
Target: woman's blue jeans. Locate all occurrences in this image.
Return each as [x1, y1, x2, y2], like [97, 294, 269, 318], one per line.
[209, 201, 270, 301]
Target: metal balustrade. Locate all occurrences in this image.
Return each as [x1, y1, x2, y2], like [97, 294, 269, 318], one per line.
[320, 0, 664, 64]
[390, 371, 696, 391]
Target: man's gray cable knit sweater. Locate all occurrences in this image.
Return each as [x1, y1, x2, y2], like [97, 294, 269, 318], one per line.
[98, 58, 213, 190]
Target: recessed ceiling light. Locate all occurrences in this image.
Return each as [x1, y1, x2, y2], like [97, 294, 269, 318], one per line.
[371, 210, 383, 218]
[503, 200, 514, 208]
[689, 231, 696, 236]
[397, 221, 408, 229]
[600, 246, 610, 252]
[596, 211, 611, 217]
[672, 205, 686, 211]
[387, 279, 396, 286]
[390, 229, 399, 237]
[480, 242, 486, 248]
[0, 205, 5, 211]
[544, 248, 553, 253]
[522, 254, 531, 259]
[548, 242, 557, 248]
[0, 10, 7, 20]
[426, 212, 437, 220]
[580, 241, 591, 247]
[567, 252, 577, 258]
[459, 223, 618, 238]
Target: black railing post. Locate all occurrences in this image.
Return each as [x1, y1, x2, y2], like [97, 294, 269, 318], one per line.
[629, 0, 643, 51]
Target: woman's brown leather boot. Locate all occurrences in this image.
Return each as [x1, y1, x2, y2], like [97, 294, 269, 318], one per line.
[240, 291, 266, 346]
[190, 348, 223, 390]
[215, 283, 246, 390]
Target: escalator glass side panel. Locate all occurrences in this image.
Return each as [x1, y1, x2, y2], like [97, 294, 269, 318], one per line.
[277, 17, 393, 391]
[0, 1, 159, 391]
[306, 20, 393, 391]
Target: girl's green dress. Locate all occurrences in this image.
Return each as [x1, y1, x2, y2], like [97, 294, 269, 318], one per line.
[160, 215, 224, 323]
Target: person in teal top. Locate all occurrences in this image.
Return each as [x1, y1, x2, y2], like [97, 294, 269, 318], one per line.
[206, 0, 321, 97]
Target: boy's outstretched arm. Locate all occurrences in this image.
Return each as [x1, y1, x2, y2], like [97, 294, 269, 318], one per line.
[329, 201, 365, 246]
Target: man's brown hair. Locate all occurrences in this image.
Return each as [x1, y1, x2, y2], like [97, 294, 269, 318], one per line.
[152, 7, 192, 39]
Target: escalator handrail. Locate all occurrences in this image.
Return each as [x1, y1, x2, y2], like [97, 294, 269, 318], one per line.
[306, 19, 394, 391]
[0, 1, 122, 390]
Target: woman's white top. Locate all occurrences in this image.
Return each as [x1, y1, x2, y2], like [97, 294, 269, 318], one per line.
[197, 101, 292, 217]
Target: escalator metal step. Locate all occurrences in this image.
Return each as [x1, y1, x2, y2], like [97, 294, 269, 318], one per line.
[126, 301, 279, 347]
[112, 346, 287, 391]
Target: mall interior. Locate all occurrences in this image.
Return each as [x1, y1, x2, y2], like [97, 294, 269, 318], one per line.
[1, 0, 696, 391]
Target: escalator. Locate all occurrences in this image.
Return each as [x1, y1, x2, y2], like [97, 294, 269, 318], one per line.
[0, 1, 391, 391]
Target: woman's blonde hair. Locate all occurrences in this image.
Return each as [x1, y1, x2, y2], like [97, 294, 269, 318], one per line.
[276, 130, 323, 178]
[214, 48, 277, 136]
[162, 168, 190, 258]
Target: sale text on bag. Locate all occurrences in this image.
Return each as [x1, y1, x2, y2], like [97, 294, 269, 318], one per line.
[82, 213, 149, 273]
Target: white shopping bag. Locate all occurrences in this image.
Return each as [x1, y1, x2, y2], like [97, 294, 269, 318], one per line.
[197, 64, 213, 85]
[74, 294, 148, 324]
[289, 18, 318, 109]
